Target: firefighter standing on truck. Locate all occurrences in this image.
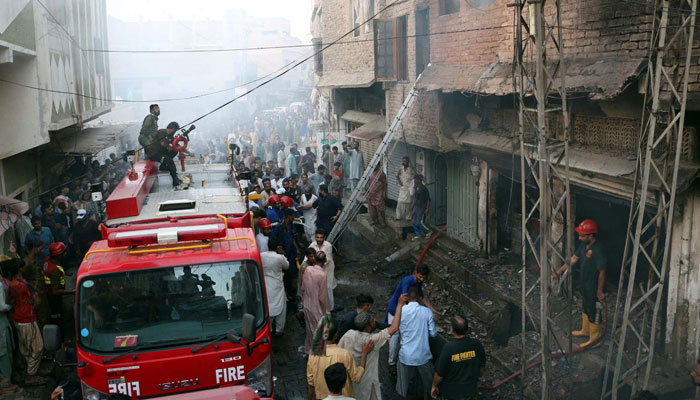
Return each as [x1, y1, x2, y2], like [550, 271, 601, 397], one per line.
[554, 219, 606, 348]
[139, 104, 160, 152]
[139, 105, 182, 187]
[42, 243, 69, 332]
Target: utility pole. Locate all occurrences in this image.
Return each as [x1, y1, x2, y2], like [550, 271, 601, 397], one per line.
[601, 1, 697, 398]
[514, 0, 571, 398]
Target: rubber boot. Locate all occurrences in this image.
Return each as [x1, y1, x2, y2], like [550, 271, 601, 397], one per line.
[580, 322, 602, 348]
[571, 313, 590, 337]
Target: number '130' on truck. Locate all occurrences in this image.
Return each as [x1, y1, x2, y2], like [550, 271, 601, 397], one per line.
[47, 161, 272, 399]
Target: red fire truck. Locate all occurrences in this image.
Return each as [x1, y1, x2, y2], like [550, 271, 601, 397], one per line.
[46, 161, 273, 399]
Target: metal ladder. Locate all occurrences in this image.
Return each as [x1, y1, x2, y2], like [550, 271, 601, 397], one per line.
[327, 68, 427, 243]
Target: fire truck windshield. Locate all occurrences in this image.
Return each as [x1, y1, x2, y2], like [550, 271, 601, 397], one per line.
[77, 260, 266, 353]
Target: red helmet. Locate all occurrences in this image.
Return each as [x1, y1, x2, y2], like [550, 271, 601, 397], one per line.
[49, 242, 67, 256]
[575, 219, 598, 235]
[268, 195, 280, 206]
[280, 196, 294, 208]
[258, 218, 272, 229]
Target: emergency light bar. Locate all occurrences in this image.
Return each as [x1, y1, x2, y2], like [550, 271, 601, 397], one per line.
[107, 223, 226, 247]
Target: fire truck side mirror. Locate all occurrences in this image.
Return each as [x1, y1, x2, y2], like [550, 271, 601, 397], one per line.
[43, 324, 61, 353]
[242, 313, 255, 343]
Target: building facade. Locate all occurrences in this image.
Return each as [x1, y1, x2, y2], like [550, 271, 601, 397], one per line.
[313, 0, 700, 370]
[0, 0, 113, 246]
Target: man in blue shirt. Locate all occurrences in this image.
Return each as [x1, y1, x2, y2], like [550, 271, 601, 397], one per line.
[397, 286, 438, 399]
[24, 217, 54, 266]
[387, 265, 436, 370]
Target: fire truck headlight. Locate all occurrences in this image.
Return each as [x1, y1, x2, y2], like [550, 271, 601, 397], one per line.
[81, 381, 108, 400]
[246, 354, 272, 397]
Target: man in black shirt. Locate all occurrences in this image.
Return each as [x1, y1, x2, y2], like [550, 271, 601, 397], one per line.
[431, 315, 485, 400]
[554, 219, 606, 348]
[411, 174, 432, 239]
[314, 184, 343, 234]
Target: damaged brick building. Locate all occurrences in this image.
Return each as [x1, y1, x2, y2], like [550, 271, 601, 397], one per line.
[311, 0, 700, 387]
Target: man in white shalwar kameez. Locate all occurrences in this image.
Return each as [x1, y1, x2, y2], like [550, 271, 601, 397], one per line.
[396, 156, 416, 220]
[261, 239, 289, 335]
[348, 141, 364, 191]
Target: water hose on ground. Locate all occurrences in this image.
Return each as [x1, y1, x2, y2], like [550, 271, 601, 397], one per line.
[478, 299, 608, 390]
[412, 227, 609, 391]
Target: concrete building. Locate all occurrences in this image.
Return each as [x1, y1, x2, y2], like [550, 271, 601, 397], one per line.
[313, 0, 700, 384]
[0, 0, 113, 246]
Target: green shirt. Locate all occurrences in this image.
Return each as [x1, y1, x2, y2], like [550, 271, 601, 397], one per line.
[138, 113, 159, 148]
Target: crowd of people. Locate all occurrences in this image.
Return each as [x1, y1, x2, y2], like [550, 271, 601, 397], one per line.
[296, 263, 486, 400]
[0, 152, 131, 394]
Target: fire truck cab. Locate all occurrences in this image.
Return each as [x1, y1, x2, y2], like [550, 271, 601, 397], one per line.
[51, 161, 272, 399]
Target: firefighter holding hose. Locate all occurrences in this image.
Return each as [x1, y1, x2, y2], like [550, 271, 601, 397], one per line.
[554, 219, 606, 348]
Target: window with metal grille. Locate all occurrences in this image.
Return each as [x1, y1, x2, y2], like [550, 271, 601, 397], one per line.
[439, 0, 461, 15]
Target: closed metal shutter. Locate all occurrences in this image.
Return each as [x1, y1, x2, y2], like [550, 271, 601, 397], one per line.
[386, 140, 415, 201]
[446, 154, 479, 248]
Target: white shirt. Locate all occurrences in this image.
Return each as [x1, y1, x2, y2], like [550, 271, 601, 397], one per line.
[338, 328, 391, 400]
[310, 240, 336, 289]
[323, 395, 356, 400]
[397, 165, 416, 203]
[260, 251, 289, 316]
[271, 178, 284, 190]
[256, 233, 269, 253]
[277, 149, 286, 169]
[348, 148, 364, 180]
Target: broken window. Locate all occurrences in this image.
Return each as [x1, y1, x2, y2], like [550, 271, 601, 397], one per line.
[439, 0, 461, 15]
[353, 0, 375, 36]
[313, 38, 323, 74]
[374, 15, 408, 81]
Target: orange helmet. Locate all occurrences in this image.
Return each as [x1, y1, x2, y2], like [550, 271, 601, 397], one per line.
[258, 218, 272, 229]
[575, 219, 598, 235]
[280, 196, 294, 208]
[49, 242, 67, 256]
[268, 195, 280, 206]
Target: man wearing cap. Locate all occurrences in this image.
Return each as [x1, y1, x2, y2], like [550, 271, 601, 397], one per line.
[338, 295, 407, 400]
[555, 219, 606, 348]
[256, 218, 272, 253]
[261, 238, 289, 336]
[42, 243, 71, 331]
[73, 209, 100, 259]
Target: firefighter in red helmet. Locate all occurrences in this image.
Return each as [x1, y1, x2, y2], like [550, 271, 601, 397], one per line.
[43, 242, 71, 332]
[554, 219, 606, 348]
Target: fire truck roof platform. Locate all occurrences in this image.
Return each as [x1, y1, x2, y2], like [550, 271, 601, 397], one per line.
[105, 162, 248, 226]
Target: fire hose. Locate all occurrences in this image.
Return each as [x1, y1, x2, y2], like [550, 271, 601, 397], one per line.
[412, 225, 609, 391]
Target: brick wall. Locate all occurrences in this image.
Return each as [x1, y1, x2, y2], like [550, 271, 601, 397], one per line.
[319, 0, 375, 75]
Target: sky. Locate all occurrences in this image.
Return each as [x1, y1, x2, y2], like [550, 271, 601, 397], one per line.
[106, 0, 313, 43]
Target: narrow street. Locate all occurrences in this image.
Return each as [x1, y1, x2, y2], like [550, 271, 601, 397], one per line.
[272, 229, 521, 399]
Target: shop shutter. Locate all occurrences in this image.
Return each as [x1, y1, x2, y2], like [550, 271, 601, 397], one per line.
[446, 154, 479, 248]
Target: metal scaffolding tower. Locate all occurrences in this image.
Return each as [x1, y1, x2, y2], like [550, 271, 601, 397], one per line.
[601, 1, 697, 398]
[514, 0, 572, 398]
